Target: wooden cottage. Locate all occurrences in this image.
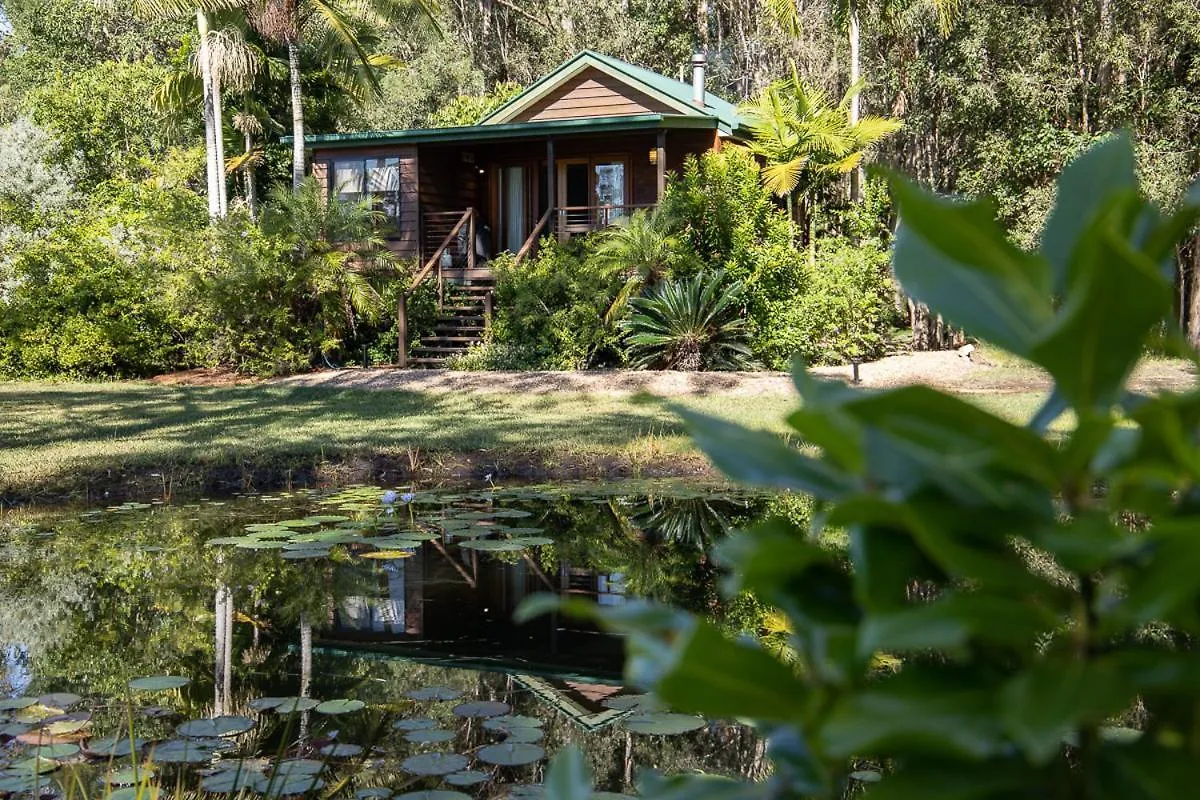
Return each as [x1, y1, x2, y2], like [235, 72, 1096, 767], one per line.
[302, 50, 748, 366]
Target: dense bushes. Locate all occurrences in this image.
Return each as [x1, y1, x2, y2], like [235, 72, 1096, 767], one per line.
[482, 148, 898, 372]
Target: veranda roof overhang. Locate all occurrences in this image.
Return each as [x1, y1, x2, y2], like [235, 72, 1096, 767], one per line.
[294, 113, 728, 151]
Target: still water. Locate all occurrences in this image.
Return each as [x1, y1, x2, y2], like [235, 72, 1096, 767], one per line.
[0, 482, 780, 798]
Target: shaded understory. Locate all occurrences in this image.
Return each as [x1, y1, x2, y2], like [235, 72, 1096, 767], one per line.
[0, 381, 1048, 505]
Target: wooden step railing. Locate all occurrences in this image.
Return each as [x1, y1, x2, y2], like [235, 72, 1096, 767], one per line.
[398, 208, 477, 368]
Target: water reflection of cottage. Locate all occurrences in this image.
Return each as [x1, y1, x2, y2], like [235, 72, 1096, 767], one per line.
[327, 541, 627, 676]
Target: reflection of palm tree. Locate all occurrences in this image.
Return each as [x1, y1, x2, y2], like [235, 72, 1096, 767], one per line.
[630, 497, 730, 551]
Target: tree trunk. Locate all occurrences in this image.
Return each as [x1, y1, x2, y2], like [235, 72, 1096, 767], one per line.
[213, 71, 228, 216]
[244, 131, 259, 221]
[909, 299, 963, 351]
[1186, 234, 1200, 349]
[848, 8, 863, 202]
[288, 40, 306, 192]
[197, 11, 221, 218]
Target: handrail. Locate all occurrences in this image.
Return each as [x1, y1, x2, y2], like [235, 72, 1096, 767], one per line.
[409, 208, 472, 294]
[514, 207, 554, 266]
[399, 207, 472, 367]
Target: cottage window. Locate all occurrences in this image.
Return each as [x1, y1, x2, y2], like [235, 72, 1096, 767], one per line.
[330, 157, 402, 236]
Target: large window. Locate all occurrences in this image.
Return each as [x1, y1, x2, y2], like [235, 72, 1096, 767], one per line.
[330, 157, 402, 236]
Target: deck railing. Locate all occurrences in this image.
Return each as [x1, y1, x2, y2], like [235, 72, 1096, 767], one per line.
[513, 203, 656, 266]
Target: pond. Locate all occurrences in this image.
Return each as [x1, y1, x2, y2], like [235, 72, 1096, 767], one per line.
[0, 482, 788, 799]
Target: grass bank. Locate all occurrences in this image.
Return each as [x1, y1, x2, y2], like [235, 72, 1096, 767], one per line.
[0, 380, 1051, 504]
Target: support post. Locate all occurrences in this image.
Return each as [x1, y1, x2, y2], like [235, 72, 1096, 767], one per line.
[546, 138, 556, 238]
[467, 207, 476, 272]
[656, 131, 666, 202]
[397, 293, 408, 368]
[484, 291, 493, 332]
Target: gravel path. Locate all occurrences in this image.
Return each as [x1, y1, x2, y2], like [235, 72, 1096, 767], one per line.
[266, 351, 1196, 397]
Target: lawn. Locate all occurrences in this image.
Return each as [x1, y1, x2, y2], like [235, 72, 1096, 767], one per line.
[0, 378, 1060, 503]
[0, 381, 810, 501]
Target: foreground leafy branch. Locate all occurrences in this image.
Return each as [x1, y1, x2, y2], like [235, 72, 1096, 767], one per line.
[522, 133, 1200, 799]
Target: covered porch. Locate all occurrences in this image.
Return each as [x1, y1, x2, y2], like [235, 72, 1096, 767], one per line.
[412, 117, 722, 280]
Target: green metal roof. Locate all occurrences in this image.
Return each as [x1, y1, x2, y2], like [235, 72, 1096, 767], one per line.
[479, 49, 743, 135]
[299, 112, 718, 150]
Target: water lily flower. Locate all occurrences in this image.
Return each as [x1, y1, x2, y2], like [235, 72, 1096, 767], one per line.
[400, 493, 415, 505]
[381, 490, 399, 505]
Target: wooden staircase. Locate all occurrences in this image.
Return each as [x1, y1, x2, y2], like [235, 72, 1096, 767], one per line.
[408, 282, 494, 368]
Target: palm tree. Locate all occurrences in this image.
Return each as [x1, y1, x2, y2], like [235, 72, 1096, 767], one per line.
[592, 208, 684, 323]
[94, 1, 233, 217]
[740, 64, 901, 244]
[244, 0, 434, 191]
[261, 178, 389, 348]
[767, 0, 962, 200]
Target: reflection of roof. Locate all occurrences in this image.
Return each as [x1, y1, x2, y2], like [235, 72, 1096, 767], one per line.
[514, 674, 628, 732]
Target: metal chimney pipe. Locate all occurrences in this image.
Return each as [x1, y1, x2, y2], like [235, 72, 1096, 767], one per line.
[691, 50, 707, 107]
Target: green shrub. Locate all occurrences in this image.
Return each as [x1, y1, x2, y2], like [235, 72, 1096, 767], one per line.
[491, 242, 625, 369]
[621, 271, 756, 371]
[531, 134, 1200, 800]
[444, 341, 545, 371]
[757, 239, 898, 367]
[0, 206, 192, 378]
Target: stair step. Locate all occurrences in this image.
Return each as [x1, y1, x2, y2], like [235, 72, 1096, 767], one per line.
[414, 346, 472, 354]
[408, 358, 448, 368]
[437, 315, 485, 324]
[441, 304, 485, 312]
[421, 336, 482, 343]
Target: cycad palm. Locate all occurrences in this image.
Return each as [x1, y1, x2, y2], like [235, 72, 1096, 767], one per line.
[621, 271, 755, 372]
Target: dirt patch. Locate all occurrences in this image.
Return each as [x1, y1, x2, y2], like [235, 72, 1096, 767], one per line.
[148, 368, 258, 387]
[269, 353, 1196, 397]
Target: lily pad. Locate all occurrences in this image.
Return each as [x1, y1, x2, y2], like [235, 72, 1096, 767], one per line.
[109, 787, 160, 800]
[277, 519, 321, 528]
[315, 699, 365, 715]
[405, 729, 455, 744]
[600, 694, 661, 712]
[355, 788, 393, 799]
[30, 743, 79, 759]
[360, 550, 415, 560]
[850, 770, 883, 783]
[273, 697, 320, 714]
[394, 793, 472, 800]
[44, 712, 91, 735]
[0, 697, 36, 711]
[476, 743, 545, 767]
[457, 540, 528, 552]
[264, 776, 325, 796]
[200, 771, 267, 793]
[305, 515, 349, 523]
[502, 728, 544, 744]
[401, 752, 469, 776]
[483, 715, 543, 732]
[176, 715, 254, 738]
[0, 722, 32, 738]
[318, 743, 362, 758]
[147, 739, 218, 764]
[86, 737, 146, 757]
[622, 713, 705, 736]
[38, 693, 82, 711]
[128, 676, 190, 692]
[452, 700, 511, 718]
[0, 774, 55, 794]
[271, 759, 325, 778]
[393, 717, 438, 731]
[404, 687, 463, 702]
[248, 697, 287, 712]
[237, 540, 288, 550]
[445, 770, 491, 786]
[281, 548, 332, 560]
[9, 756, 61, 774]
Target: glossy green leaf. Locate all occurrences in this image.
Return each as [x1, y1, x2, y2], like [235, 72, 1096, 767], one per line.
[542, 745, 592, 800]
[890, 174, 1053, 356]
